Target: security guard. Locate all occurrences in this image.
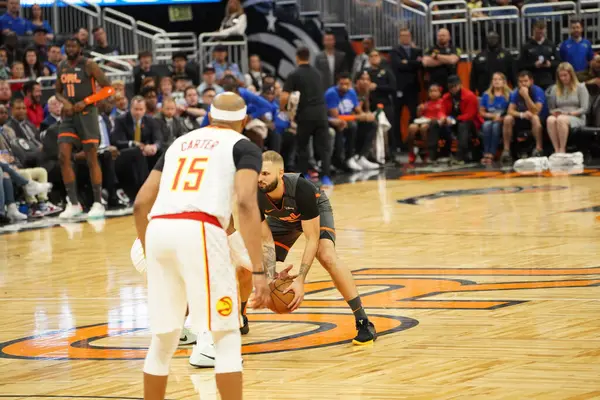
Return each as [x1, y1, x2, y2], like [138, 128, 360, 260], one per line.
[470, 31, 517, 95]
[518, 20, 561, 90]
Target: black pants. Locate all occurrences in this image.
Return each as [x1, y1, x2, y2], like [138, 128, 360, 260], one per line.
[428, 121, 474, 161]
[266, 130, 282, 153]
[395, 92, 419, 152]
[281, 130, 297, 171]
[334, 121, 377, 162]
[74, 151, 119, 207]
[115, 147, 148, 200]
[296, 118, 331, 177]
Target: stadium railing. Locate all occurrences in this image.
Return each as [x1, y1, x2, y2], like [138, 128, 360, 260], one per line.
[521, 1, 577, 47]
[578, 0, 600, 50]
[400, 0, 430, 50]
[468, 6, 521, 57]
[429, 0, 471, 58]
[102, 8, 138, 55]
[152, 32, 199, 65]
[53, 0, 101, 46]
[198, 32, 249, 76]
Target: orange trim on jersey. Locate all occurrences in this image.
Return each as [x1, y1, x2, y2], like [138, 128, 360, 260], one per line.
[202, 222, 212, 331]
[274, 241, 290, 251]
[315, 193, 321, 198]
[91, 77, 97, 94]
[81, 139, 100, 144]
[58, 132, 80, 140]
[152, 211, 222, 229]
[320, 227, 336, 234]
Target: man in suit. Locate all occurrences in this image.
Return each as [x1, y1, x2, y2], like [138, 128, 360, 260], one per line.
[40, 96, 63, 132]
[314, 32, 348, 92]
[390, 28, 423, 155]
[154, 97, 189, 147]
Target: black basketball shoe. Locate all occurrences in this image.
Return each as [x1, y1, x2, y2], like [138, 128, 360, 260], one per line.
[353, 319, 377, 345]
[240, 314, 249, 335]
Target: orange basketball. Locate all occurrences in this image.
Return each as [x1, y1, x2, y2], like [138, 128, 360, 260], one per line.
[269, 278, 295, 314]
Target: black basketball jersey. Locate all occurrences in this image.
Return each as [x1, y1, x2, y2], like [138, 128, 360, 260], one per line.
[57, 57, 96, 104]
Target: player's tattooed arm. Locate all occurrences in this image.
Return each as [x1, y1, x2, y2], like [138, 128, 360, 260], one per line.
[298, 263, 312, 280]
[261, 219, 277, 279]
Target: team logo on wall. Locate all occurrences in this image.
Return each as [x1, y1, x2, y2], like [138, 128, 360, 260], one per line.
[1, 267, 598, 360]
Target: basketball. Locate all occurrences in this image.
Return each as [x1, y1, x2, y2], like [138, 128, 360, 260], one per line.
[269, 278, 295, 314]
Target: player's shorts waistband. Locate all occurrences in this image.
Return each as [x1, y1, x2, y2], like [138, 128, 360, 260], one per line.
[151, 211, 222, 228]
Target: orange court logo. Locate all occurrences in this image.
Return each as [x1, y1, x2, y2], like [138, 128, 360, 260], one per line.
[216, 296, 233, 317]
[1, 267, 599, 360]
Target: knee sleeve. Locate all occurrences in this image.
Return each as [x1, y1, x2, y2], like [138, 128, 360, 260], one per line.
[143, 329, 181, 376]
[211, 330, 242, 374]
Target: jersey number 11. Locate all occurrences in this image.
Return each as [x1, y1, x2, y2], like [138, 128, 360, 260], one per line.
[171, 157, 209, 191]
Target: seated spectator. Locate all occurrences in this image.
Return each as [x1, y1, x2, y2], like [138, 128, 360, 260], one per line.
[61, 27, 91, 56]
[502, 70, 546, 162]
[172, 75, 190, 105]
[422, 28, 460, 90]
[140, 76, 156, 92]
[519, 20, 560, 90]
[546, 63, 589, 154]
[170, 52, 199, 87]
[27, 4, 54, 40]
[111, 79, 125, 96]
[0, 0, 29, 36]
[467, 0, 485, 17]
[23, 48, 46, 80]
[40, 95, 62, 132]
[201, 87, 216, 108]
[180, 86, 206, 130]
[3, 31, 23, 66]
[23, 81, 44, 129]
[326, 72, 379, 171]
[157, 76, 174, 107]
[470, 31, 516, 96]
[0, 80, 12, 107]
[110, 92, 128, 123]
[155, 97, 189, 147]
[559, 20, 594, 74]
[197, 64, 224, 95]
[142, 86, 160, 117]
[6, 98, 42, 164]
[32, 27, 49, 63]
[134, 51, 160, 94]
[217, 0, 247, 37]
[479, 72, 511, 164]
[315, 32, 348, 93]
[407, 84, 446, 164]
[245, 55, 267, 93]
[577, 55, 600, 127]
[352, 37, 375, 80]
[0, 173, 25, 225]
[10, 61, 25, 93]
[212, 45, 244, 85]
[0, 47, 10, 79]
[43, 44, 62, 76]
[92, 26, 121, 57]
[439, 75, 482, 164]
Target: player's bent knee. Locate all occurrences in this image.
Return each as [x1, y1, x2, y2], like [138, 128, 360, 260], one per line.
[143, 329, 181, 376]
[211, 329, 242, 374]
[317, 245, 337, 270]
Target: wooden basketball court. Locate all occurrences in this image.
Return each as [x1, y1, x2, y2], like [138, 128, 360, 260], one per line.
[2, 167, 600, 399]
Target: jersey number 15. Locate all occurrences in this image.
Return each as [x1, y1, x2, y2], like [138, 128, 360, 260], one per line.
[171, 157, 209, 191]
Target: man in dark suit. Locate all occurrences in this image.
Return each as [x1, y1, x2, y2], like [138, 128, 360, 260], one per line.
[155, 97, 189, 147]
[40, 95, 62, 132]
[390, 28, 423, 154]
[314, 32, 348, 91]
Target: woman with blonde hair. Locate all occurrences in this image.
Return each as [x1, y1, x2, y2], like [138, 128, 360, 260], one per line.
[218, 0, 247, 37]
[479, 72, 511, 164]
[547, 62, 590, 153]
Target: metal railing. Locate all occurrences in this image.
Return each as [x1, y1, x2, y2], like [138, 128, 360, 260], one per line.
[400, 0, 430, 49]
[102, 8, 137, 55]
[53, 0, 101, 40]
[198, 32, 249, 77]
[136, 21, 167, 54]
[429, 0, 471, 58]
[578, 0, 600, 49]
[152, 32, 199, 65]
[521, 2, 578, 48]
[469, 6, 521, 56]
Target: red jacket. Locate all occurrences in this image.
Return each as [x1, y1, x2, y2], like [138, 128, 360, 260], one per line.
[442, 88, 483, 130]
[24, 96, 44, 128]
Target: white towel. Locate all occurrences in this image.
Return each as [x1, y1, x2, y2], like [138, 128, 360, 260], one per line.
[375, 111, 391, 164]
[549, 152, 584, 166]
[513, 156, 549, 172]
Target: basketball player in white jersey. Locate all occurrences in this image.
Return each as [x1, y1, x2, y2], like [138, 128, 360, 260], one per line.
[133, 92, 271, 400]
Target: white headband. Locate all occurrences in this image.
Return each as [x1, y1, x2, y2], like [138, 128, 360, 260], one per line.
[210, 105, 247, 121]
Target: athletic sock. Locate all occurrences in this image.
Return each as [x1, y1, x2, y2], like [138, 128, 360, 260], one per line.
[92, 184, 103, 204]
[347, 296, 368, 322]
[241, 301, 247, 316]
[65, 181, 79, 206]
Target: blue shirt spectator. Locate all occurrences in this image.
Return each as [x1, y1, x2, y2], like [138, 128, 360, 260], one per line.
[325, 86, 359, 116]
[560, 22, 594, 73]
[200, 87, 272, 127]
[28, 19, 53, 35]
[509, 84, 547, 117]
[0, 13, 29, 36]
[480, 91, 509, 115]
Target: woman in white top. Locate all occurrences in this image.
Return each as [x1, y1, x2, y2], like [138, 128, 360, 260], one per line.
[218, 0, 247, 37]
[547, 62, 590, 154]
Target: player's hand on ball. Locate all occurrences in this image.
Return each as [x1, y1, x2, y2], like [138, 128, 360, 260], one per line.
[275, 264, 294, 280]
[284, 277, 305, 311]
[249, 274, 271, 310]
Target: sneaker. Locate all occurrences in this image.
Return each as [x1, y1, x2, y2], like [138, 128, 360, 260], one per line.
[59, 202, 83, 219]
[408, 152, 416, 164]
[357, 156, 380, 170]
[189, 341, 215, 368]
[0, 214, 10, 226]
[39, 201, 63, 216]
[500, 150, 512, 164]
[346, 156, 363, 171]
[23, 181, 52, 198]
[320, 175, 333, 187]
[450, 157, 465, 166]
[240, 315, 249, 335]
[532, 148, 544, 157]
[116, 189, 131, 206]
[179, 327, 197, 345]
[7, 204, 27, 222]
[28, 205, 45, 218]
[352, 319, 377, 346]
[87, 202, 105, 219]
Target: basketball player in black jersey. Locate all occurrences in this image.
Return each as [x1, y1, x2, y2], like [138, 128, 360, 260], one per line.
[249, 150, 376, 344]
[55, 37, 115, 219]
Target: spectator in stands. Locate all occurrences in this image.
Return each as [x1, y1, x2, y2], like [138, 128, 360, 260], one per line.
[134, 51, 159, 94]
[218, 0, 247, 37]
[391, 28, 422, 156]
[92, 26, 120, 57]
[352, 37, 375, 80]
[326, 72, 379, 171]
[438, 75, 482, 164]
[111, 80, 125, 96]
[245, 55, 266, 93]
[546, 63, 589, 154]
[6, 98, 42, 166]
[40, 95, 62, 132]
[423, 28, 461, 90]
[577, 55, 600, 127]
[0, 48, 10, 79]
[27, 4, 54, 40]
[23, 81, 43, 129]
[179, 86, 206, 130]
[9, 61, 24, 93]
[407, 84, 446, 164]
[470, 31, 516, 96]
[3, 32, 23, 66]
[155, 97, 188, 147]
[197, 64, 224, 95]
[0, 81, 10, 108]
[201, 87, 216, 108]
[0, 0, 28, 36]
[23, 48, 46, 80]
[502, 70, 545, 162]
[142, 86, 159, 117]
[157, 76, 173, 107]
[211, 46, 244, 86]
[172, 75, 189, 104]
[519, 20, 560, 90]
[559, 20, 594, 74]
[32, 28, 49, 63]
[44, 44, 62, 76]
[170, 52, 199, 87]
[315, 32, 348, 92]
[110, 92, 128, 123]
[479, 72, 511, 164]
[141, 76, 156, 91]
[112, 95, 162, 170]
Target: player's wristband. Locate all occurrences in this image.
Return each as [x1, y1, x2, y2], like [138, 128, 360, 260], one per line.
[84, 86, 116, 105]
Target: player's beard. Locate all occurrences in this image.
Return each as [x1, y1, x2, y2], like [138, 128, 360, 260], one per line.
[259, 178, 278, 194]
